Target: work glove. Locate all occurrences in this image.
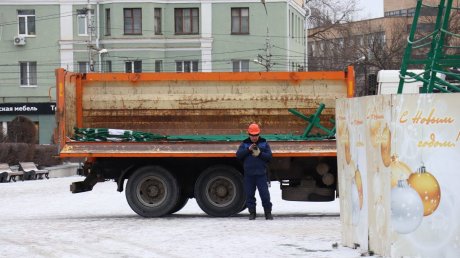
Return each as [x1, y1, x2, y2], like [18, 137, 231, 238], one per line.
[251, 145, 260, 157]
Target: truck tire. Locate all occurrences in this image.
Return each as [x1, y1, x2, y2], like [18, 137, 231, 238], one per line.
[168, 194, 189, 215]
[194, 165, 246, 217]
[125, 166, 180, 217]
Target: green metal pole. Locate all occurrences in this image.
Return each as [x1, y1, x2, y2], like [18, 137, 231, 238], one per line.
[398, 0, 424, 94]
[302, 103, 325, 138]
[422, 0, 452, 93]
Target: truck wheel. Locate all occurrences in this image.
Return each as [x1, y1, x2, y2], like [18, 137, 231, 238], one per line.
[168, 194, 189, 214]
[125, 166, 180, 217]
[194, 165, 245, 217]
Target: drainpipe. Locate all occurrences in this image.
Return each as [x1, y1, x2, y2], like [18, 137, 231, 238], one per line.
[303, 1, 311, 71]
[87, 1, 93, 71]
[286, 1, 289, 71]
[96, 1, 101, 72]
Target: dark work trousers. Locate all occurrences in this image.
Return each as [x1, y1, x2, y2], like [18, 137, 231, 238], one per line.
[244, 173, 272, 210]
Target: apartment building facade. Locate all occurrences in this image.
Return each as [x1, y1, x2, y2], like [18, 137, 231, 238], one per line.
[0, 0, 307, 144]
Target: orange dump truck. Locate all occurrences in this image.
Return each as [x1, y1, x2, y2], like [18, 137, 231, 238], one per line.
[55, 68, 354, 217]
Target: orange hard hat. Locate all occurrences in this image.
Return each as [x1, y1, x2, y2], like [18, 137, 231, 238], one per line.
[248, 123, 261, 135]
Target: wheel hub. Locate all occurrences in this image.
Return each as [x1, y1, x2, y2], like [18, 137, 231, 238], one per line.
[137, 176, 167, 207]
[148, 185, 160, 197]
[205, 176, 236, 207]
[216, 185, 228, 197]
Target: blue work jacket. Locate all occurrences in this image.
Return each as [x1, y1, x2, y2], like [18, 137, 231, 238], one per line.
[236, 137, 272, 176]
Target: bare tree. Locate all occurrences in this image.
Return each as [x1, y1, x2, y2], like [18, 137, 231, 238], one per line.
[306, 0, 359, 39]
[307, 2, 460, 95]
[355, 19, 410, 71]
[420, 8, 460, 59]
[308, 17, 413, 95]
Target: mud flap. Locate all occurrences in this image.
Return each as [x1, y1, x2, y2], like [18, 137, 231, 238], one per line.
[70, 173, 99, 193]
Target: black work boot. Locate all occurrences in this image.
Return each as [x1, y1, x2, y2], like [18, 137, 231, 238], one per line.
[248, 208, 256, 220]
[264, 208, 273, 220]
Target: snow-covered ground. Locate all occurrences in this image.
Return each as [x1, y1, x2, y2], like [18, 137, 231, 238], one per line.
[0, 177, 362, 258]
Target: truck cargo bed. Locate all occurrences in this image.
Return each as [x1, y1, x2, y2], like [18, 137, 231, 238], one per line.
[56, 69, 354, 157]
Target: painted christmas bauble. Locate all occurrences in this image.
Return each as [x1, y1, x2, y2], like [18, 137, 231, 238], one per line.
[408, 166, 441, 216]
[380, 124, 391, 167]
[391, 180, 424, 234]
[390, 155, 412, 188]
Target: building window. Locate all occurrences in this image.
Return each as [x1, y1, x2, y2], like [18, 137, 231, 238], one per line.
[408, 8, 416, 16]
[19, 61, 37, 86]
[77, 12, 87, 35]
[78, 62, 89, 73]
[289, 12, 291, 37]
[104, 61, 112, 72]
[125, 61, 142, 73]
[175, 8, 199, 34]
[231, 8, 249, 34]
[176, 60, 198, 72]
[18, 10, 35, 36]
[124, 8, 142, 35]
[105, 9, 111, 36]
[417, 23, 436, 32]
[77, 9, 94, 36]
[155, 60, 163, 72]
[154, 8, 162, 35]
[232, 60, 249, 72]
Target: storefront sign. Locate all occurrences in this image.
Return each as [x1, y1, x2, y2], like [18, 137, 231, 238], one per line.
[0, 103, 56, 115]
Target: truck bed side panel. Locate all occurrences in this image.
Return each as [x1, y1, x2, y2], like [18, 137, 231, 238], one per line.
[57, 70, 354, 157]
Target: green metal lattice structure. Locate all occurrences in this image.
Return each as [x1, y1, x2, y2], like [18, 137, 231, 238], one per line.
[73, 104, 336, 142]
[398, 0, 460, 93]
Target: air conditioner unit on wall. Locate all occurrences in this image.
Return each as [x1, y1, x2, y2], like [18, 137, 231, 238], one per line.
[14, 36, 26, 46]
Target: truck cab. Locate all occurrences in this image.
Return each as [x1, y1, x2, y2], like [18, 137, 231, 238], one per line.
[377, 70, 446, 94]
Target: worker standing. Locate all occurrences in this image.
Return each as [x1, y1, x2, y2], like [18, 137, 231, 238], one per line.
[236, 123, 273, 220]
